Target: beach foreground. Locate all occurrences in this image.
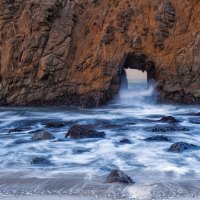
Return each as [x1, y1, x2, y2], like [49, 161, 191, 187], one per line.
[1, 103, 200, 200]
[1, 195, 199, 200]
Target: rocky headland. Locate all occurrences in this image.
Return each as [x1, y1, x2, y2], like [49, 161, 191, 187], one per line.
[0, 0, 199, 107]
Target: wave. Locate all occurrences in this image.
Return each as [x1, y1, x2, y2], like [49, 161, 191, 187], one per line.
[117, 80, 157, 104]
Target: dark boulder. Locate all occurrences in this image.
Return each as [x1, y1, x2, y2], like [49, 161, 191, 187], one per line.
[32, 130, 55, 141]
[159, 116, 178, 123]
[119, 139, 132, 144]
[9, 128, 28, 134]
[106, 169, 134, 184]
[43, 121, 66, 128]
[31, 157, 50, 165]
[168, 142, 198, 153]
[145, 135, 171, 142]
[65, 125, 105, 139]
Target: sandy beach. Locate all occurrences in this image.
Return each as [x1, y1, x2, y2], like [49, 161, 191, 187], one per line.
[1, 195, 199, 200]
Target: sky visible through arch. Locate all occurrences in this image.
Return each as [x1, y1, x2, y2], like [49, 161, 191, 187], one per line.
[125, 69, 147, 81]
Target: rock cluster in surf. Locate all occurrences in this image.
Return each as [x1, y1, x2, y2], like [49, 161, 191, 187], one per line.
[6, 112, 200, 186]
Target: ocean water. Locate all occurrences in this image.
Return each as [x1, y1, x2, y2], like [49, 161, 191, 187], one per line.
[0, 80, 200, 199]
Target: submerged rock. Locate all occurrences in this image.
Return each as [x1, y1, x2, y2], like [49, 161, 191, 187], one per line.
[150, 126, 189, 132]
[190, 112, 200, 116]
[9, 128, 28, 134]
[14, 139, 31, 144]
[43, 121, 66, 128]
[101, 123, 122, 129]
[189, 118, 200, 124]
[145, 135, 171, 142]
[32, 131, 55, 141]
[31, 157, 50, 165]
[185, 112, 200, 116]
[10, 119, 57, 129]
[29, 129, 44, 134]
[65, 125, 105, 139]
[118, 139, 132, 144]
[159, 116, 178, 123]
[72, 148, 91, 154]
[168, 142, 198, 153]
[106, 169, 134, 184]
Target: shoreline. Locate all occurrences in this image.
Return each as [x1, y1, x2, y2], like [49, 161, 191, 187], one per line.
[1, 172, 200, 200]
[1, 194, 199, 200]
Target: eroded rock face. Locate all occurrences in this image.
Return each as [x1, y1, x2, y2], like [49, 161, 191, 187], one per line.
[0, 0, 199, 107]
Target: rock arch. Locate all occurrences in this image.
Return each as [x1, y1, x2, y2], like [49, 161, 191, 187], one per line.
[0, 0, 199, 107]
[121, 53, 156, 83]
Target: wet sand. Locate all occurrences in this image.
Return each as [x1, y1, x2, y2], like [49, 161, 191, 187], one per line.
[1, 196, 115, 200]
[1, 195, 199, 200]
[1, 172, 200, 200]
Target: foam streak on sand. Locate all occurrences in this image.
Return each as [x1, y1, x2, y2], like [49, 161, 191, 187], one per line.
[1, 195, 200, 200]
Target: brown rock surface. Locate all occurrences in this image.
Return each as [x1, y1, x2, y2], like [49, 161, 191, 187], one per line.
[66, 125, 105, 139]
[0, 0, 199, 107]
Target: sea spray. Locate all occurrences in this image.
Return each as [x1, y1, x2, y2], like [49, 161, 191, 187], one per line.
[118, 79, 157, 105]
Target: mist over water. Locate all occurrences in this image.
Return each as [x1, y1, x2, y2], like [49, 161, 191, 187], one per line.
[0, 80, 200, 199]
[118, 80, 157, 105]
